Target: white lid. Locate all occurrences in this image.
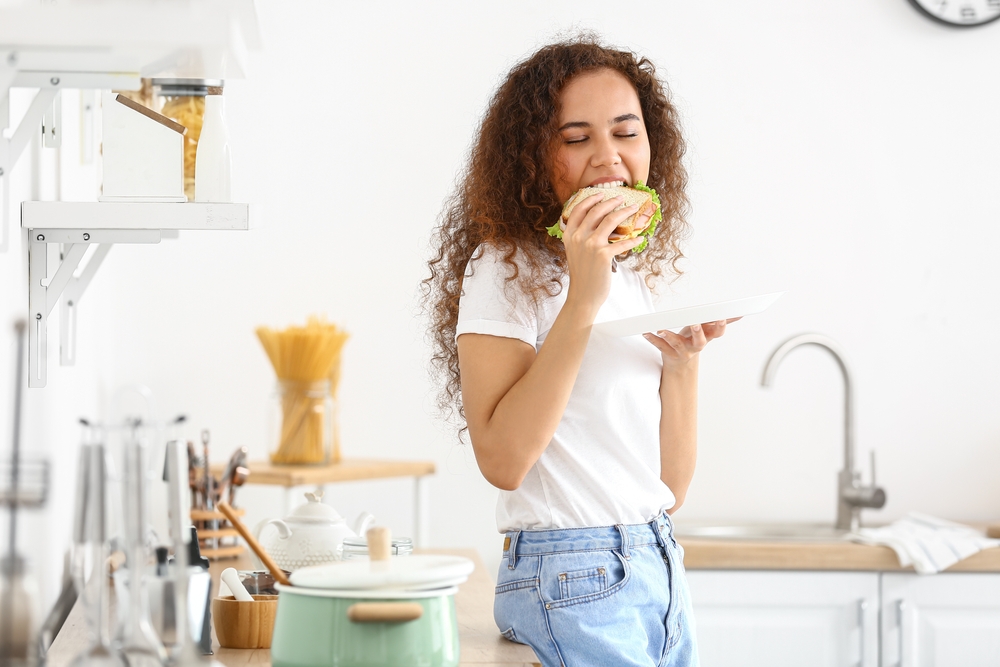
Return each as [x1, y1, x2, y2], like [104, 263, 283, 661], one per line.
[287, 491, 343, 523]
[289, 554, 474, 592]
[276, 583, 459, 599]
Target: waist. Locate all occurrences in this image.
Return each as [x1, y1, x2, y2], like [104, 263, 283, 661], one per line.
[503, 511, 675, 556]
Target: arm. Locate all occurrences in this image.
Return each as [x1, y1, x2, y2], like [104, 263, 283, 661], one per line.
[657, 354, 699, 513]
[458, 195, 648, 491]
[457, 298, 594, 491]
[644, 319, 736, 512]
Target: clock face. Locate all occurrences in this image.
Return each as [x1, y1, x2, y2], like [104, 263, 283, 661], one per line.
[908, 0, 1000, 26]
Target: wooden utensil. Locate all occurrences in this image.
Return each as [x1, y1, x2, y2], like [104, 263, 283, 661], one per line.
[216, 501, 291, 586]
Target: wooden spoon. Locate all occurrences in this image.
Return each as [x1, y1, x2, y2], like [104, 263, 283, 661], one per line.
[216, 501, 291, 586]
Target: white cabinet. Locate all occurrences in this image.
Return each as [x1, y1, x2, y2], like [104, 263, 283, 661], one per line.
[881, 573, 1000, 667]
[687, 570, 1000, 666]
[686, 571, 879, 667]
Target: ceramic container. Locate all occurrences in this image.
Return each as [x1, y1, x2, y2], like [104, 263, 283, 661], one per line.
[270, 531, 473, 667]
[251, 492, 374, 572]
[270, 586, 459, 667]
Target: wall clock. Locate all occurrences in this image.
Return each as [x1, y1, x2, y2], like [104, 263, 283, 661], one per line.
[907, 0, 1000, 26]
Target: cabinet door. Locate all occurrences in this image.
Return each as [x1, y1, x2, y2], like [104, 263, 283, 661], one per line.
[881, 572, 1000, 667]
[686, 571, 879, 667]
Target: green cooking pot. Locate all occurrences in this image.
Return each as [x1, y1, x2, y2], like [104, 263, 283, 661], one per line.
[270, 584, 460, 667]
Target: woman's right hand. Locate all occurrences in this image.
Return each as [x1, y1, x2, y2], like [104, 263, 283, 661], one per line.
[560, 194, 647, 318]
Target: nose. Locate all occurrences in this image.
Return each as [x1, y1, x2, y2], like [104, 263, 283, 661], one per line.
[590, 136, 621, 168]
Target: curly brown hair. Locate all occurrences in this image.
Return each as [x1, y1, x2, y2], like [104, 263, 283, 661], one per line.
[422, 34, 689, 430]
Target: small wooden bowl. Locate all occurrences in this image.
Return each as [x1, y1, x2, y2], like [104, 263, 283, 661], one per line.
[212, 595, 278, 649]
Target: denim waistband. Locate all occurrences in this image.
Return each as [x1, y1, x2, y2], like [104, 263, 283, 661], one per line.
[503, 510, 674, 567]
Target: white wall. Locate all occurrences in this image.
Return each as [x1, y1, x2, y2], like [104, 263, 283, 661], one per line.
[3, 0, 1000, 611]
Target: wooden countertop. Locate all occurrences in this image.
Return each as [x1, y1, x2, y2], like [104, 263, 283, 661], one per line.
[679, 537, 1000, 572]
[45, 550, 539, 667]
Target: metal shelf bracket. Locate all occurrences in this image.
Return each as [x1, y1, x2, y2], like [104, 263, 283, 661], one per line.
[1, 82, 58, 253]
[27, 228, 159, 387]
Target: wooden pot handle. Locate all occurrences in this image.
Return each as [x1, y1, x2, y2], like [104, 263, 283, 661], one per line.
[346, 602, 423, 623]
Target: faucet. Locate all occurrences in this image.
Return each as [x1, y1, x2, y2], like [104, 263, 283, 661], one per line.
[761, 333, 886, 532]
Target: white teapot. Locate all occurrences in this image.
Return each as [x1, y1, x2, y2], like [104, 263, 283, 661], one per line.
[251, 491, 375, 572]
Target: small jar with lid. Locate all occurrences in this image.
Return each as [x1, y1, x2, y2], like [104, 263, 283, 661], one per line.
[340, 536, 413, 560]
[152, 78, 224, 201]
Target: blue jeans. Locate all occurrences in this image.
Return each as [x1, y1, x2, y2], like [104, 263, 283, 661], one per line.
[494, 510, 698, 667]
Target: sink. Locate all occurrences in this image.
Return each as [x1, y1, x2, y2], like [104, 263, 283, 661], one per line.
[673, 522, 851, 542]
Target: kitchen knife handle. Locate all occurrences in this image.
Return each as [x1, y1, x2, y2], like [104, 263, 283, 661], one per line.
[346, 602, 423, 623]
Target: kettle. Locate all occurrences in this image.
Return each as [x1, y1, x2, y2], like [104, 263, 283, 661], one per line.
[251, 492, 375, 572]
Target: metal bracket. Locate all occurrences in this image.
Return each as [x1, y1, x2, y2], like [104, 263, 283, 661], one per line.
[27, 228, 160, 387]
[1, 85, 58, 253]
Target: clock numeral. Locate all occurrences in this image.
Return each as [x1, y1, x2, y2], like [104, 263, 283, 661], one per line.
[960, 5, 977, 18]
[988, 0, 1000, 9]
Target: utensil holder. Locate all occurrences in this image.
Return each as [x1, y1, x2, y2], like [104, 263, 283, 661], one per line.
[190, 508, 246, 560]
[211, 595, 277, 649]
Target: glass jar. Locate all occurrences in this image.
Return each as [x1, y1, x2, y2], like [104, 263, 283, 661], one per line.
[340, 536, 413, 561]
[152, 79, 224, 201]
[268, 380, 336, 465]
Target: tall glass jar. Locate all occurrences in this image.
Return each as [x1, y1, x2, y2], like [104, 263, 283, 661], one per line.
[268, 380, 337, 465]
[152, 79, 224, 201]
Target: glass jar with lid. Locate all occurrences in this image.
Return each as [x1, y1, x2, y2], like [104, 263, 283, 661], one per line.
[267, 379, 336, 465]
[152, 79, 224, 201]
[340, 536, 413, 560]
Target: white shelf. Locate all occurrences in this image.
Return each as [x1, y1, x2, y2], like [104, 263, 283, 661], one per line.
[1, 2, 261, 387]
[0, 0, 261, 251]
[0, 0, 261, 80]
[22, 201, 250, 388]
[22, 201, 250, 231]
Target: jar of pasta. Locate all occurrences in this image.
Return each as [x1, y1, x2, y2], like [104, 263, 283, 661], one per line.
[268, 379, 337, 465]
[152, 79, 224, 201]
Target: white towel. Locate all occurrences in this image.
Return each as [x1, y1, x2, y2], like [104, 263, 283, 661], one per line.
[851, 512, 1000, 574]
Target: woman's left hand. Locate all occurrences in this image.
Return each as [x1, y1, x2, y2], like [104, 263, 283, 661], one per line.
[643, 318, 741, 371]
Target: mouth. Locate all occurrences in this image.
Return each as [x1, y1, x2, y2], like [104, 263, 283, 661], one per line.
[588, 178, 627, 189]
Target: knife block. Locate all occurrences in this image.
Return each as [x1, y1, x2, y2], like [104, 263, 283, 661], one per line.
[191, 507, 246, 560]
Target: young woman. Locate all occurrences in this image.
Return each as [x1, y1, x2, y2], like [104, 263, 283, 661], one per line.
[425, 36, 731, 667]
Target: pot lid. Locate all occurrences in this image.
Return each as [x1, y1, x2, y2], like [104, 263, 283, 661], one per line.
[289, 554, 474, 592]
[286, 491, 344, 523]
[275, 583, 459, 600]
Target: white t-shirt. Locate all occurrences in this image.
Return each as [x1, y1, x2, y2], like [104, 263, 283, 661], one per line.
[456, 245, 676, 532]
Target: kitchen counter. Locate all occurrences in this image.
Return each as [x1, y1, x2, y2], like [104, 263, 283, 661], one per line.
[679, 537, 1000, 571]
[45, 549, 540, 667]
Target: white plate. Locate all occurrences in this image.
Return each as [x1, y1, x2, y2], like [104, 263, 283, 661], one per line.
[593, 292, 784, 338]
[289, 554, 475, 592]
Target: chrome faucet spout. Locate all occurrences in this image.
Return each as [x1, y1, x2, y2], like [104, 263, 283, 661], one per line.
[761, 333, 854, 473]
[761, 333, 885, 532]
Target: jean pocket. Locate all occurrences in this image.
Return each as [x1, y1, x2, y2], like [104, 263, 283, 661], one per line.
[558, 566, 608, 599]
[543, 550, 630, 610]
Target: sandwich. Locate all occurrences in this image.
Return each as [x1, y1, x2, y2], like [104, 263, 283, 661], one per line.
[546, 181, 662, 253]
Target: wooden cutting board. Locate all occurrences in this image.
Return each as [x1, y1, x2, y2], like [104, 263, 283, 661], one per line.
[988, 525, 1000, 539]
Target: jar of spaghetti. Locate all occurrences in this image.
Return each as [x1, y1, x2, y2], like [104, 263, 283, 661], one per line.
[152, 79, 224, 201]
[268, 379, 336, 465]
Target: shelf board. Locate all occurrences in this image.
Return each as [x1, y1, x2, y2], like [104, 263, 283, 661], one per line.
[0, 1, 260, 80]
[22, 201, 250, 231]
[210, 458, 437, 488]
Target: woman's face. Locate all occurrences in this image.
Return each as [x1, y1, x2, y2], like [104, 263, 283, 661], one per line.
[550, 68, 651, 203]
